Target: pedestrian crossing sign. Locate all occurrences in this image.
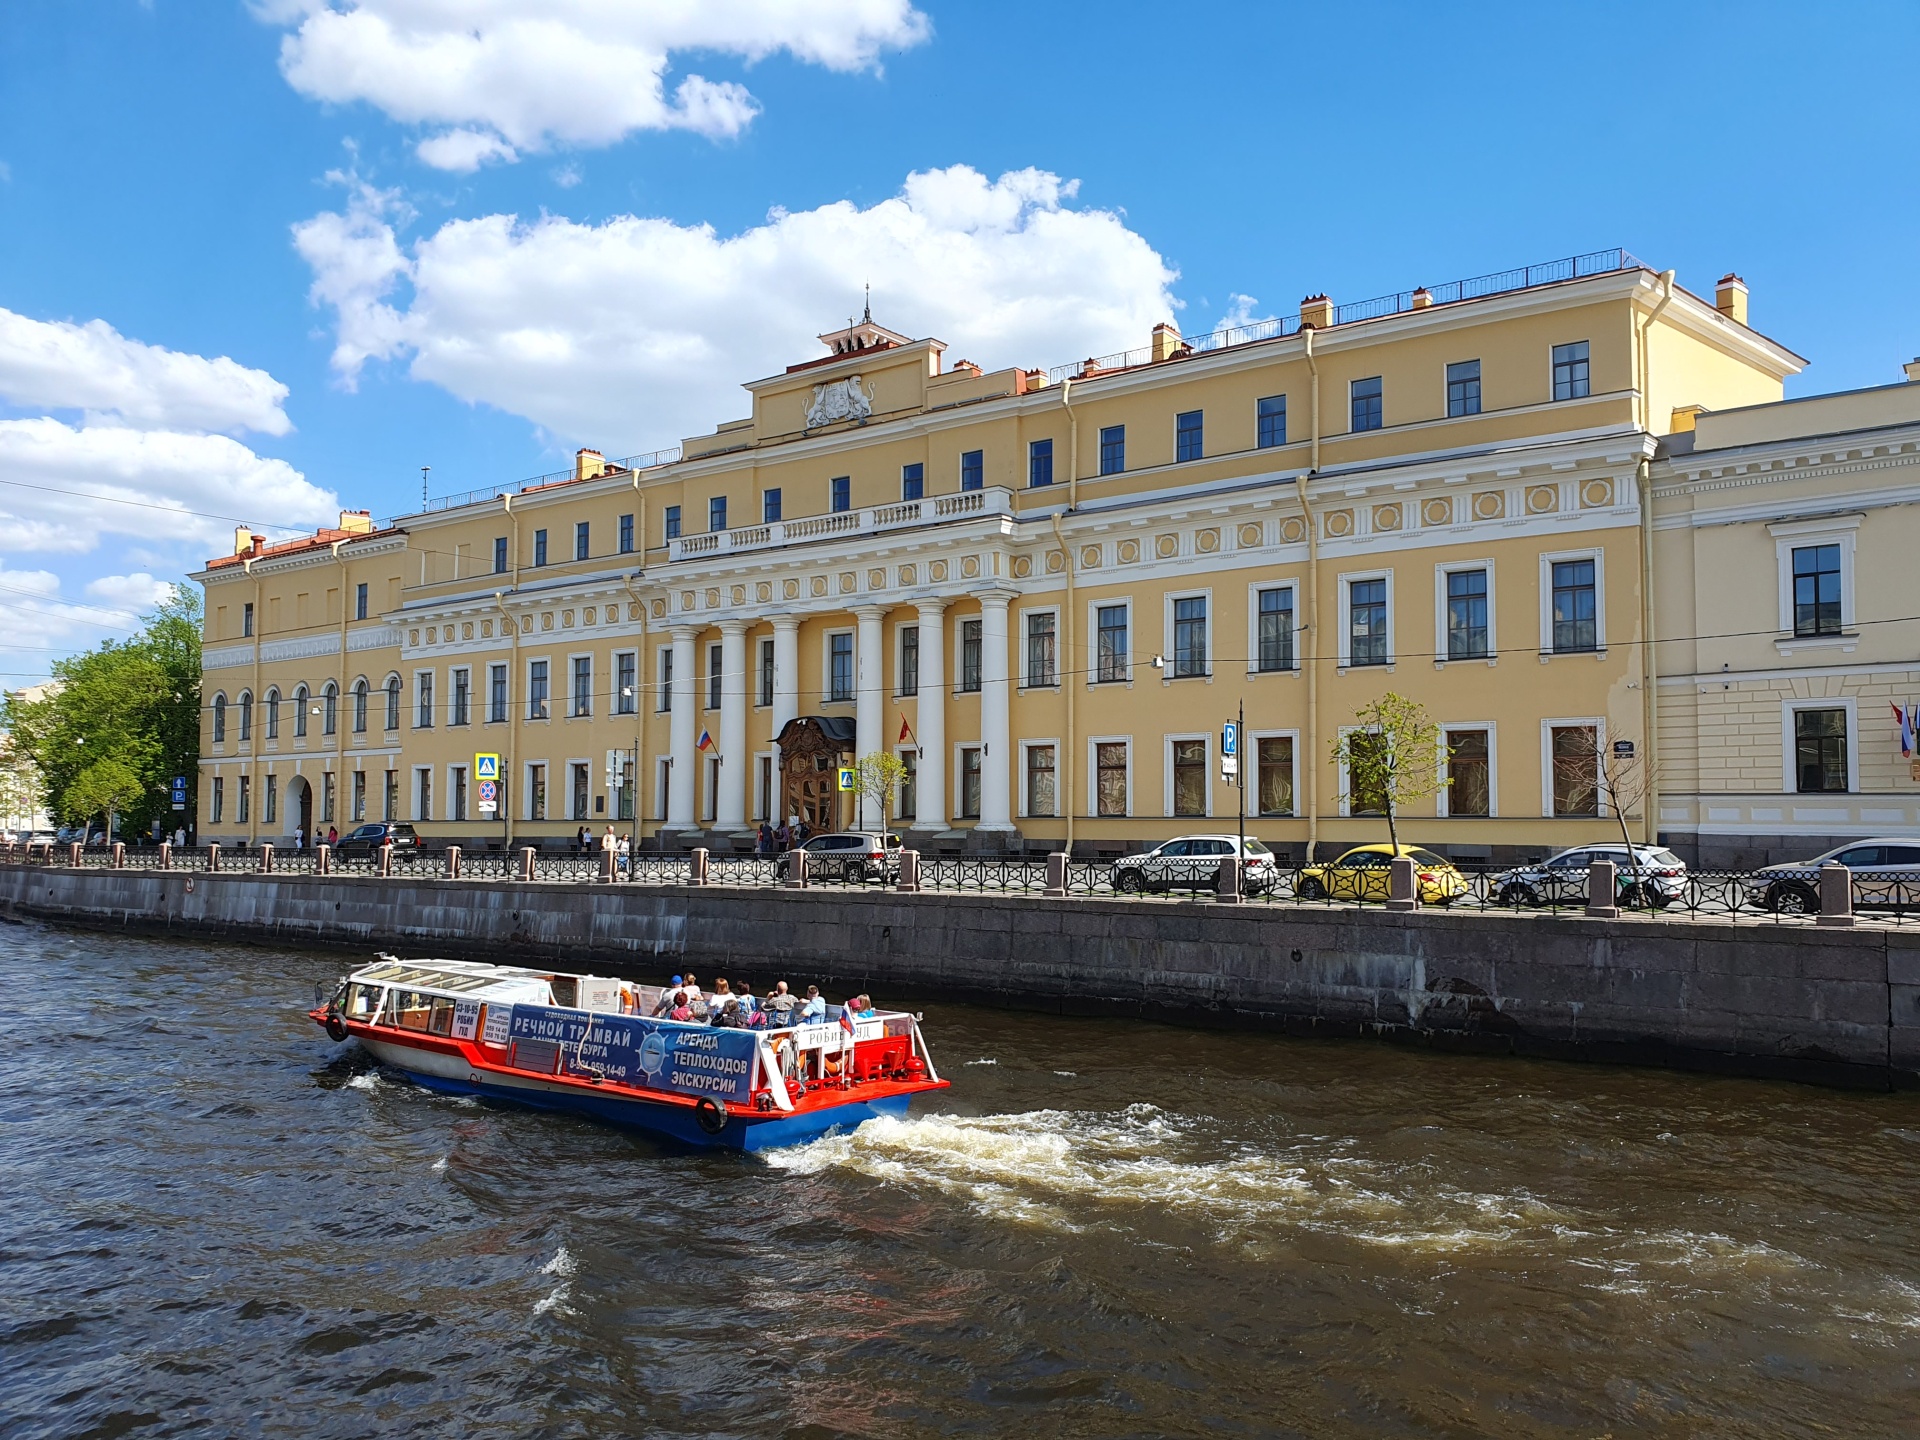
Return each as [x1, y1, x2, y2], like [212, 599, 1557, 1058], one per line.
[474, 753, 500, 781]
[837, 767, 856, 792]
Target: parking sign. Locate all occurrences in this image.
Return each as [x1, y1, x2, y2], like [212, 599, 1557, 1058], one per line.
[1222, 721, 1238, 757]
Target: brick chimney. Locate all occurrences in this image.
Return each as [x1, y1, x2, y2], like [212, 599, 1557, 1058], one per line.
[1715, 274, 1749, 326]
[336, 509, 374, 535]
[233, 526, 253, 556]
[1299, 294, 1334, 329]
[1149, 321, 1184, 361]
[575, 448, 605, 481]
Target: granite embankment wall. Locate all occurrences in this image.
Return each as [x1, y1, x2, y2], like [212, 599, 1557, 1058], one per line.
[5, 865, 1918, 1089]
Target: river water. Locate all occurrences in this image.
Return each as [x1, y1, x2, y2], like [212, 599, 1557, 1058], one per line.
[2, 920, 1918, 1439]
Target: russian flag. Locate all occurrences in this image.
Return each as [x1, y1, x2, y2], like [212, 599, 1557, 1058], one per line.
[839, 1005, 856, 1036]
[696, 730, 714, 752]
[1895, 704, 1913, 759]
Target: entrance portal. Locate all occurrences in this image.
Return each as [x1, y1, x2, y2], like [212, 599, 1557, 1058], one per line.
[286, 775, 313, 846]
[773, 716, 855, 833]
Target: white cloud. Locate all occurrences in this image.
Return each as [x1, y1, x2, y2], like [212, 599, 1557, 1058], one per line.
[84, 572, 176, 612]
[0, 306, 292, 435]
[294, 164, 1179, 451]
[261, 0, 929, 168]
[0, 418, 337, 554]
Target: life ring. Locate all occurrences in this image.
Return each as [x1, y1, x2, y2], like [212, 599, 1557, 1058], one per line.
[694, 1096, 729, 1135]
[325, 1013, 349, 1042]
[822, 1049, 845, 1078]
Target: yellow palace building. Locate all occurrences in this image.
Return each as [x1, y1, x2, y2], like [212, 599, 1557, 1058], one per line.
[198, 249, 1857, 862]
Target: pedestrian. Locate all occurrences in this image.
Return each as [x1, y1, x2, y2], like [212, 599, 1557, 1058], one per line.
[327, 824, 338, 845]
[616, 834, 630, 874]
[775, 821, 791, 851]
[293, 825, 304, 851]
[577, 824, 591, 855]
[757, 822, 772, 855]
[175, 826, 186, 849]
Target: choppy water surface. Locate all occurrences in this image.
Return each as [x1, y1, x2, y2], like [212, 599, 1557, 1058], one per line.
[2, 922, 1918, 1438]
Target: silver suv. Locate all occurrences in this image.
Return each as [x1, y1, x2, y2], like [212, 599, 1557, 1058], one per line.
[1741, 838, 1920, 914]
[798, 831, 904, 883]
[1111, 835, 1278, 895]
[1495, 843, 1689, 908]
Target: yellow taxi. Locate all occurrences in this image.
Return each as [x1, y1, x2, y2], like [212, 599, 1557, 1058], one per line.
[1295, 844, 1471, 905]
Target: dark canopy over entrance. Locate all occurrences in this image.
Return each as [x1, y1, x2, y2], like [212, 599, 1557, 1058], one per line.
[774, 716, 855, 833]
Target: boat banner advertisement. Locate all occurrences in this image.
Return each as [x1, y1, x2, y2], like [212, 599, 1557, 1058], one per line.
[506, 1006, 757, 1103]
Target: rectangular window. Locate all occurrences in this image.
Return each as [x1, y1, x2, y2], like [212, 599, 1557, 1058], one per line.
[830, 476, 850, 512]
[573, 656, 593, 717]
[664, 506, 681, 540]
[493, 536, 508, 573]
[1351, 376, 1383, 432]
[384, 769, 397, 822]
[451, 667, 470, 726]
[897, 750, 917, 822]
[571, 763, 589, 821]
[960, 619, 982, 693]
[1447, 569, 1489, 659]
[528, 660, 549, 720]
[1029, 438, 1053, 488]
[1446, 359, 1482, 418]
[1026, 745, 1056, 818]
[618, 758, 635, 821]
[1096, 741, 1128, 816]
[1099, 425, 1125, 476]
[355, 584, 369, 621]
[763, 488, 782, 523]
[1552, 341, 1591, 401]
[1172, 739, 1207, 816]
[451, 766, 468, 823]
[829, 634, 854, 703]
[959, 747, 982, 819]
[1347, 732, 1387, 815]
[1792, 544, 1843, 636]
[1551, 559, 1598, 653]
[574, 521, 590, 561]
[1794, 709, 1849, 793]
[211, 776, 223, 824]
[1096, 605, 1128, 683]
[1549, 725, 1599, 815]
[960, 450, 984, 492]
[617, 652, 637, 714]
[347, 771, 361, 823]
[320, 771, 335, 824]
[901, 463, 924, 501]
[1349, 579, 1388, 666]
[1257, 587, 1294, 672]
[1447, 730, 1491, 817]
[416, 672, 434, 728]
[238, 774, 251, 824]
[709, 496, 727, 532]
[618, 513, 634, 554]
[416, 766, 432, 823]
[1257, 394, 1287, 449]
[658, 650, 672, 712]
[758, 639, 774, 707]
[530, 763, 547, 821]
[1176, 410, 1204, 463]
[533, 529, 548, 566]
[242, 602, 254, 637]
[899, 626, 919, 697]
[707, 644, 722, 712]
[488, 663, 508, 723]
[1257, 736, 1294, 816]
[264, 773, 278, 825]
[1173, 596, 1207, 677]
[1027, 612, 1056, 687]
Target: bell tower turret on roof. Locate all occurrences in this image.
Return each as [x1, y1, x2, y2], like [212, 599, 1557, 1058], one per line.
[818, 289, 911, 356]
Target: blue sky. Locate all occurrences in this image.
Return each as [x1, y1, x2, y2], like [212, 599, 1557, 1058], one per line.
[1, 0, 1916, 686]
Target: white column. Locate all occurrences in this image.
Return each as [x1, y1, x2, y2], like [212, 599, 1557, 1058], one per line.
[717, 618, 748, 830]
[771, 614, 800, 740]
[978, 589, 1014, 832]
[668, 627, 698, 828]
[853, 605, 886, 829]
[913, 598, 947, 831]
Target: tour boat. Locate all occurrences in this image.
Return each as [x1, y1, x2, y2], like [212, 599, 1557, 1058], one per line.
[309, 956, 947, 1151]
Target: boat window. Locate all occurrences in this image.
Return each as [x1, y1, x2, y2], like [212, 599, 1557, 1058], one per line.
[549, 977, 578, 1008]
[344, 983, 383, 1019]
[428, 998, 456, 1035]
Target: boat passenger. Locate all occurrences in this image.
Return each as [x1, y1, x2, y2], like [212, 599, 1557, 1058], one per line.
[799, 985, 826, 1022]
[681, 972, 703, 998]
[764, 982, 798, 1023]
[712, 978, 733, 1001]
[850, 994, 877, 1018]
[668, 991, 692, 1022]
[652, 977, 684, 1017]
[714, 999, 747, 1029]
[688, 991, 711, 1023]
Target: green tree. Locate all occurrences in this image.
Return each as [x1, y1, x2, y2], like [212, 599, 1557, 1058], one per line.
[1330, 692, 1449, 855]
[65, 757, 147, 843]
[852, 751, 907, 832]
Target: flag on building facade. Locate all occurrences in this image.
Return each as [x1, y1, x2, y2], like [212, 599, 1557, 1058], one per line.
[898, 714, 915, 745]
[696, 730, 714, 753]
[1895, 704, 1915, 759]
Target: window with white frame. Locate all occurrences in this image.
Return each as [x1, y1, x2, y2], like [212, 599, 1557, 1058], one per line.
[1025, 611, 1057, 687]
[1771, 516, 1859, 640]
[616, 652, 637, 714]
[1254, 732, 1296, 816]
[1094, 603, 1129, 683]
[1023, 741, 1057, 817]
[1169, 594, 1208, 678]
[1169, 736, 1209, 816]
[415, 671, 434, 728]
[1538, 551, 1604, 655]
[572, 656, 594, 717]
[1253, 585, 1294, 672]
[1338, 571, 1393, 668]
[414, 765, 433, 821]
[827, 632, 854, 703]
[1092, 738, 1130, 816]
[1436, 562, 1494, 662]
[1542, 721, 1602, 817]
[1442, 725, 1494, 817]
[898, 625, 919, 698]
[1784, 700, 1854, 794]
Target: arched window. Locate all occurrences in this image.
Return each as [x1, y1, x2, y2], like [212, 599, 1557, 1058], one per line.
[385, 674, 401, 731]
[237, 690, 253, 743]
[293, 684, 309, 738]
[264, 687, 280, 740]
[212, 692, 228, 744]
[352, 678, 369, 734]
[322, 681, 338, 736]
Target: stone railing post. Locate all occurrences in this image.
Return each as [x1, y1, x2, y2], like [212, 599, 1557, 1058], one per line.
[314, 843, 328, 876]
[602, 845, 618, 883]
[784, 848, 807, 890]
[259, 844, 274, 874]
[1386, 855, 1418, 912]
[158, 843, 171, 870]
[68, 841, 83, 867]
[445, 845, 461, 880]
[208, 843, 223, 873]
[1586, 858, 1620, 919]
[689, 847, 709, 886]
[111, 841, 126, 868]
[896, 848, 921, 893]
[519, 846, 537, 882]
[1818, 861, 1855, 928]
[379, 843, 393, 878]
[1214, 855, 1242, 905]
[1045, 851, 1068, 898]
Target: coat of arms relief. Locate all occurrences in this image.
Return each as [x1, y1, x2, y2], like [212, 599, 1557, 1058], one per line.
[806, 376, 873, 427]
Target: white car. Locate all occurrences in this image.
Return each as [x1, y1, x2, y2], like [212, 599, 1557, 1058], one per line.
[1494, 843, 1689, 908]
[798, 831, 904, 883]
[1741, 838, 1920, 913]
[1110, 835, 1278, 895]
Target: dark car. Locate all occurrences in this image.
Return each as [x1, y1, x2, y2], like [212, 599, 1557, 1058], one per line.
[335, 822, 426, 863]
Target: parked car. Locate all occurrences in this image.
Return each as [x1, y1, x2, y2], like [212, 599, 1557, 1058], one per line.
[799, 831, 904, 883]
[1110, 836, 1279, 894]
[1741, 838, 1920, 913]
[1494, 843, 1689, 909]
[1295, 844, 1469, 905]
[334, 822, 426, 863]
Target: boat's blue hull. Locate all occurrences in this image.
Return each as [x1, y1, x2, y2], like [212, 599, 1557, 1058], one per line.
[400, 1064, 917, 1151]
